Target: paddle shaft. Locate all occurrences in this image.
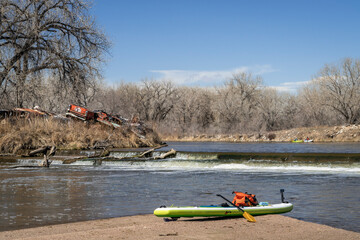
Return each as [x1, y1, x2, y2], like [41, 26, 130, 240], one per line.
[216, 194, 244, 213]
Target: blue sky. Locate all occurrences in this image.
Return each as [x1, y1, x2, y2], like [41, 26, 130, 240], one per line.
[92, 0, 360, 91]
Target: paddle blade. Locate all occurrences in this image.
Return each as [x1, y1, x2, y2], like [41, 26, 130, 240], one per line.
[243, 211, 256, 222]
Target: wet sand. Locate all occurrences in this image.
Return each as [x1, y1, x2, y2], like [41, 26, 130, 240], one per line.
[0, 215, 359, 240]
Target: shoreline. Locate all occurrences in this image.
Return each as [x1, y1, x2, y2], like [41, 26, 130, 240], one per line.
[161, 137, 360, 143]
[0, 214, 359, 240]
[159, 124, 360, 143]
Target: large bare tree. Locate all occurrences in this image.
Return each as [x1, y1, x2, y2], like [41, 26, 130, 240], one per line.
[298, 82, 340, 126]
[314, 58, 360, 124]
[258, 88, 284, 131]
[214, 72, 262, 132]
[171, 87, 214, 135]
[136, 79, 179, 122]
[92, 82, 140, 118]
[0, 0, 109, 108]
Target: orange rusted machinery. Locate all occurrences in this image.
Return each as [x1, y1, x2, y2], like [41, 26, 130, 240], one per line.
[66, 104, 95, 121]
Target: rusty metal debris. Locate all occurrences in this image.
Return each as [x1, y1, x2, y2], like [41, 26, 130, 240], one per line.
[1, 104, 143, 129]
[66, 104, 95, 121]
[1, 107, 54, 119]
[65, 104, 141, 129]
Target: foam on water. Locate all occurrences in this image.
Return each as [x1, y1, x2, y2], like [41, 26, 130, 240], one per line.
[99, 159, 360, 174]
[109, 152, 138, 158]
[175, 152, 218, 160]
[69, 160, 95, 166]
[212, 163, 360, 173]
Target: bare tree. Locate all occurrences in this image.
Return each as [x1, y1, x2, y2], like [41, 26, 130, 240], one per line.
[258, 88, 284, 131]
[170, 87, 215, 135]
[298, 82, 340, 126]
[214, 72, 262, 132]
[281, 94, 303, 129]
[136, 79, 179, 122]
[0, 0, 109, 108]
[92, 82, 140, 118]
[314, 58, 360, 124]
[194, 88, 215, 132]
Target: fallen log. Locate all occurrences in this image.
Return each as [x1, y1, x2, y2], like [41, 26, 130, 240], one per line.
[39, 146, 57, 167]
[62, 155, 131, 164]
[48, 146, 56, 157]
[62, 148, 175, 165]
[152, 148, 176, 160]
[18, 146, 56, 168]
[62, 159, 77, 164]
[62, 148, 110, 164]
[137, 144, 168, 158]
[62, 157, 86, 164]
[25, 146, 51, 157]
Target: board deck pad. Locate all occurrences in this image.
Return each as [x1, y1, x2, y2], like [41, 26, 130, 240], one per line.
[154, 203, 293, 218]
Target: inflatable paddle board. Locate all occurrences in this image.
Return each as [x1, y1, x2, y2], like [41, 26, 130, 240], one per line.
[154, 202, 293, 218]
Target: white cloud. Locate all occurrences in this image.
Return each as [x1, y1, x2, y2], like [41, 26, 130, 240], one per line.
[269, 81, 310, 92]
[252, 64, 278, 75]
[150, 65, 310, 92]
[150, 65, 276, 86]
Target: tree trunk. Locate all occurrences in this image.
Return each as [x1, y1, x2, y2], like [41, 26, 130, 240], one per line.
[138, 144, 168, 158]
[152, 149, 176, 160]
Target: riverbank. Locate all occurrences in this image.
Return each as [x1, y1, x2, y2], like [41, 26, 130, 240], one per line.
[160, 124, 360, 143]
[0, 214, 358, 240]
[0, 118, 161, 154]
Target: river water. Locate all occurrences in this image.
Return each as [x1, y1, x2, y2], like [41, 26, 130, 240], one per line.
[0, 142, 359, 233]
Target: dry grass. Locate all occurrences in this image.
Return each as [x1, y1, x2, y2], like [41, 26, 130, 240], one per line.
[0, 118, 161, 154]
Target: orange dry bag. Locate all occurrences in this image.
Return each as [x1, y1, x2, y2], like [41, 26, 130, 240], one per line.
[232, 191, 259, 207]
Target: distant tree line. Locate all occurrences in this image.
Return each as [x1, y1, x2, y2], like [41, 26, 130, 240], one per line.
[1, 1, 359, 136]
[92, 58, 360, 136]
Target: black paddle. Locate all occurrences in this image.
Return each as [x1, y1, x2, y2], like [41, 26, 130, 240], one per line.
[280, 189, 289, 203]
[216, 194, 256, 222]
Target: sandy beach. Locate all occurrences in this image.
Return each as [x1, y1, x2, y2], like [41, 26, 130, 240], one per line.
[0, 214, 358, 240]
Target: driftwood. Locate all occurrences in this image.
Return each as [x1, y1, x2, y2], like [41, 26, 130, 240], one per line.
[138, 144, 168, 158]
[39, 146, 56, 167]
[40, 154, 51, 167]
[62, 156, 87, 164]
[98, 148, 176, 161]
[48, 146, 56, 157]
[62, 145, 174, 165]
[62, 147, 110, 164]
[152, 148, 176, 160]
[11, 145, 56, 168]
[26, 146, 51, 157]
[26, 145, 56, 167]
